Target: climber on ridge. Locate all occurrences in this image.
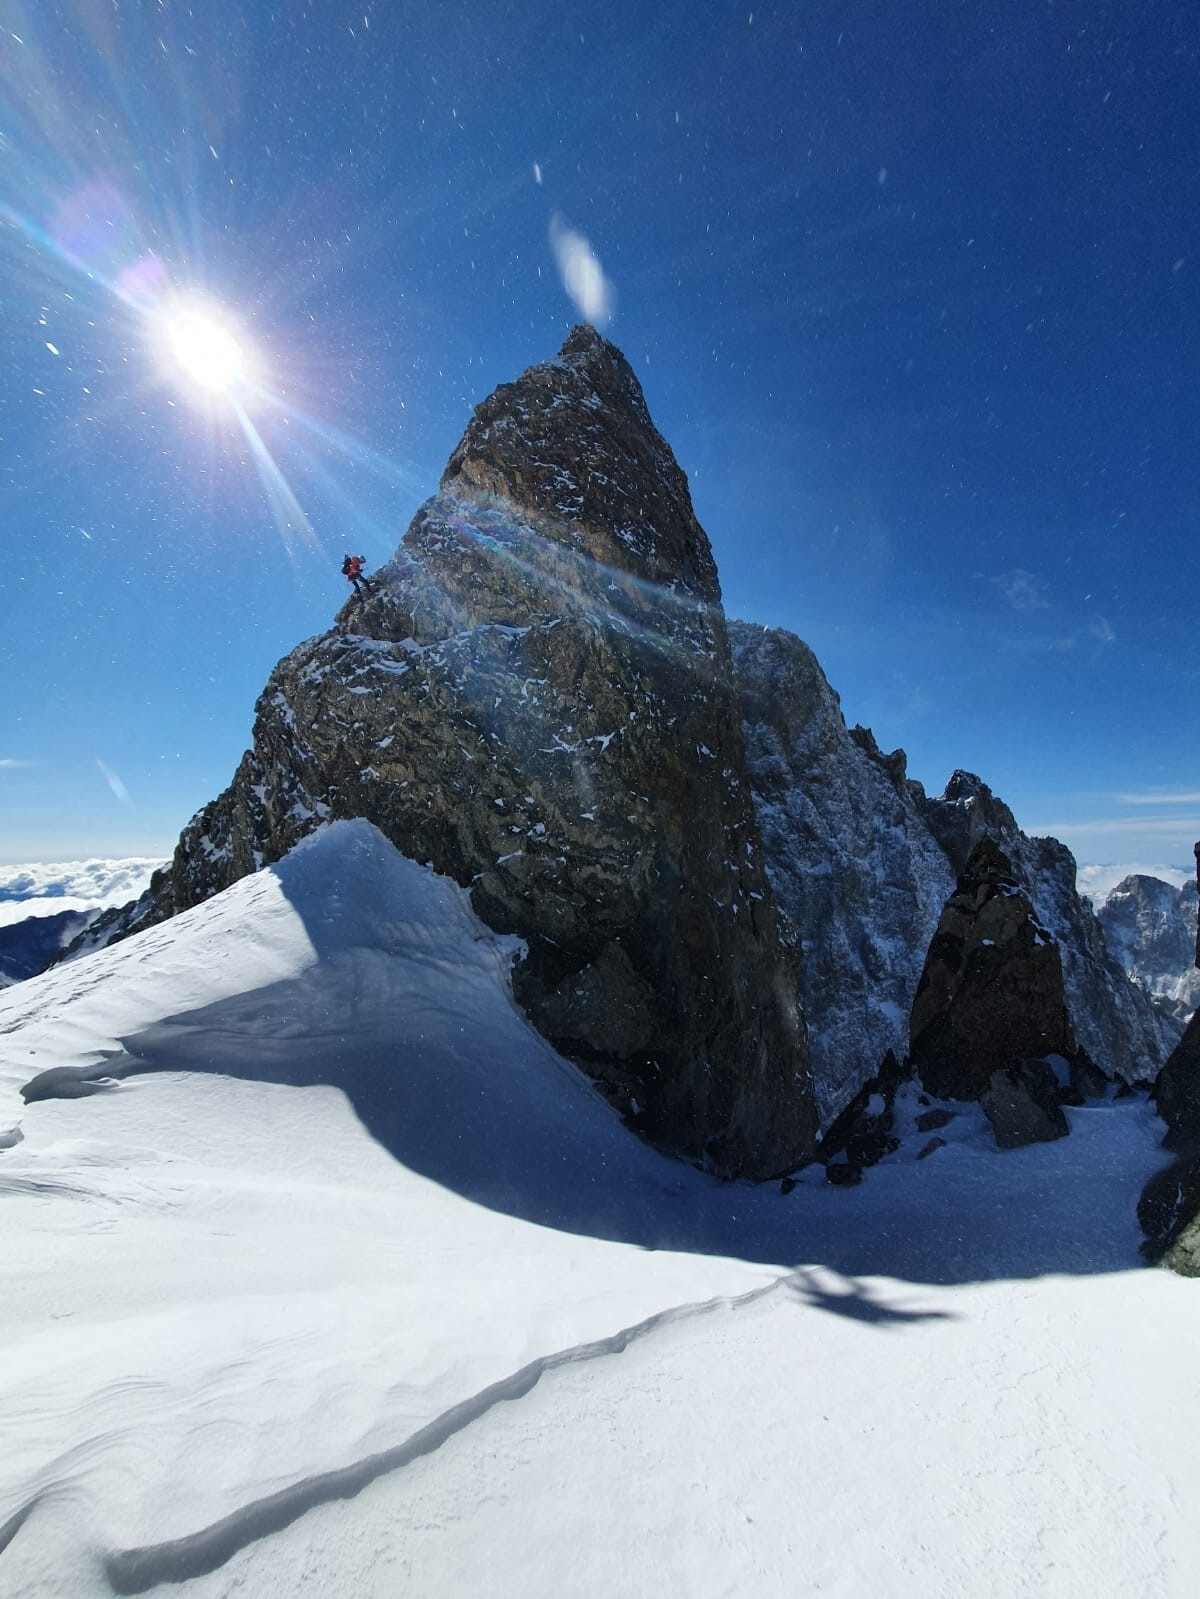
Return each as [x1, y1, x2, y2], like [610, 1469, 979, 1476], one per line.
[341, 552, 374, 597]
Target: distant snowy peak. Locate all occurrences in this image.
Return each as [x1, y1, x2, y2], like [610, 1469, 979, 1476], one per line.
[1097, 874, 1199, 1022]
[1077, 862, 1196, 903]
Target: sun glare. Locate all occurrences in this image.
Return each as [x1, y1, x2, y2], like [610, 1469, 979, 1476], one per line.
[161, 302, 257, 397]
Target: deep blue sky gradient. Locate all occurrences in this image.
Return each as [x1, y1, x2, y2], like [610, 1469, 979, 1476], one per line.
[1, 0, 1197, 863]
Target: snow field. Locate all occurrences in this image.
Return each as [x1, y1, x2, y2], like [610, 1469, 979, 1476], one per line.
[2, 820, 1198, 1596]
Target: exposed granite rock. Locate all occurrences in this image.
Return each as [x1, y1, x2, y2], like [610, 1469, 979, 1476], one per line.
[100, 327, 818, 1180]
[921, 774, 1176, 1081]
[1150, 844, 1200, 1155]
[1139, 1153, 1200, 1275]
[813, 1050, 906, 1170]
[1069, 1055, 1110, 1101]
[980, 1059, 1071, 1149]
[65, 331, 1177, 1167]
[731, 625, 953, 1120]
[910, 838, 1076, 1100]
[1156, 1013, 1200, 1153]
[920, 770, 1022, 879]
[1139, 846, 1200, 1274]
[731, 661, 1172, 1122]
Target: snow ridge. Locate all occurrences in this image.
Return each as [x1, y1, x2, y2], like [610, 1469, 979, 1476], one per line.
[103, 1280, 783, 1594]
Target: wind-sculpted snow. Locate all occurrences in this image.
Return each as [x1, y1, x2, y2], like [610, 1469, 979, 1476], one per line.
[102, 1280, 782, 1595]
[2, 820, 1196, 1596]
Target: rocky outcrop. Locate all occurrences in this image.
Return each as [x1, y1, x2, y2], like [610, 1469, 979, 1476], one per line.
[1139, 1153, 1200, 1275]
[730, 625, 952, 1120]
[1141, 845, 1200, 1274]
[69, 328, 1177, 1175]
[920, 770, 1022, 878]
[980, 1060, 1070, 1149]
[1098, 874, 1200, 1027]
[920, 774, 1175, 1082]
[1150, 845, 1200, 1153]
[1158, 1013, 1200, 1152]
[910, 837, 1076, 1101]
[812, 1050, 906, 1179]
[727, 645, 1174, 1123]
[111, 326, 817, 1179]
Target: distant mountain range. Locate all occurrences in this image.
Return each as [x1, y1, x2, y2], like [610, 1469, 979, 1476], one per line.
[0, 859, 161, 987]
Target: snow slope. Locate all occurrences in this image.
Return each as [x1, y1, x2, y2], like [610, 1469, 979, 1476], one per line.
[2, 820, 1198, 1597]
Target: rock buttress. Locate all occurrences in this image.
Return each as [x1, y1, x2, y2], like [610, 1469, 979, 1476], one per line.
[148, 326, 818, 1179]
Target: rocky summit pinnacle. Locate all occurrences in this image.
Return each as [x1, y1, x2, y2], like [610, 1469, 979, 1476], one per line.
[441, 323, 720, 603]
[138, 328, 819, 1180]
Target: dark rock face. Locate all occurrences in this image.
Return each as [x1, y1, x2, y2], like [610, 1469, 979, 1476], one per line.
[910, 838, 1076, 1100]
[729, 661, 1172, 1120]
[813, 1051, 906, 1171]
[1157, 1014, 1200, 1152]
[980, 1060, 1071, 1149]
[1151, 844, 1200, 1155]
[920, 770, 1022, 879]
[1069, 1055, 1110, 1102]
[0, 908, 95, 985]
[921, 774, 1175, 1081]
[68, 329, 1177, 1176]
[1139, 1153, 1200, 1275]
[1138, 845, 1200, 1274]
[119, 327, 818, 1179]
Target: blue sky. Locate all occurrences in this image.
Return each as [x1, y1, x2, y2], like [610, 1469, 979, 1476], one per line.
[1, 0, 1197, 866]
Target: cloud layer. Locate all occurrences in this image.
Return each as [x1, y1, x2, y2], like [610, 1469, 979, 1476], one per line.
[0, 858, 162, 907]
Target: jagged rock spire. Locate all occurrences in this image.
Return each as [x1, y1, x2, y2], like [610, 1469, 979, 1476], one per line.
[910, 837, 1076, 1100]
[441, 325, 720, 604]
[129, 330, 819, 1181]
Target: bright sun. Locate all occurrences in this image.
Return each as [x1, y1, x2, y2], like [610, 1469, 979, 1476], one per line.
[161, 302, 256, 397]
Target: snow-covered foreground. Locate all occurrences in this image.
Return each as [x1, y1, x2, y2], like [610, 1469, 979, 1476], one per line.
[2, 821, 1197, 1597]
